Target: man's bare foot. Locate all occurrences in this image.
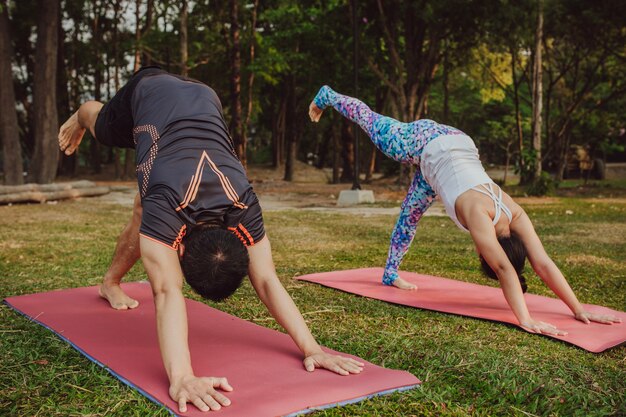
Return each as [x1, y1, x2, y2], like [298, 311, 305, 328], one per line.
[58, 111, 86, 155]
[99, 283, 139, 310]
[392, 277, 418, 290]
[309, 101, 324, 122]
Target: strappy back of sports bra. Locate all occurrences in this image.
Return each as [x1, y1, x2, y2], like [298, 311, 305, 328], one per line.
[472, 183, 512, 225]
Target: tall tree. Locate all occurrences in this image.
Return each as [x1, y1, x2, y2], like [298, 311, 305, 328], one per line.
[363, 0, 491, 122]
[543, 0, 626, 180]
[28, 0, 59, 184]
[0, 1, 24, 185]
[243, 0, 259, 150]
[179, 0, 188, 76]
[530, 0, 544, 181]
[229, 0, 244, 167]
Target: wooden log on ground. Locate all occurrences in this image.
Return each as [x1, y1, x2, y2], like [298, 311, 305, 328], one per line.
[0, 180, 96, 195]
[0, 186, 110, 205]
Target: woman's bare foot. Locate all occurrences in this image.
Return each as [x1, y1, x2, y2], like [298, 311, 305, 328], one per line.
[99, 283, 139, 310]
[392, 277, 418, 290]
[58, 111, 86, 155]
[309, 101, 324, 122]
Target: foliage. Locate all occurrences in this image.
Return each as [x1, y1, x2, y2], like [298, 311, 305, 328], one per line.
[2, 0, 625, 182]
[526, 171, 558, 196]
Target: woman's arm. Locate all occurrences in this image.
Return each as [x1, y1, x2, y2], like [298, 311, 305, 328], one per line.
[247, 237, 364, 375]
[468, 213, 568, 335]
[512, 211, 621, 325]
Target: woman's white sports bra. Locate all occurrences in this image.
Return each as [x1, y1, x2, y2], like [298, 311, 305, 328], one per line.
[420, 134, 513, 232]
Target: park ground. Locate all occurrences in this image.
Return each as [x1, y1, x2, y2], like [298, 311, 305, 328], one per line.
[0, 164, 625, 416]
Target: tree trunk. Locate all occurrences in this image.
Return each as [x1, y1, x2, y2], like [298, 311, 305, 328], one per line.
[28, 0, 59, 184]
[272, 92, 286, 169]
[283, 76, 297, 181]
[243, 0, 259, 150]
[179, 0, 188, 76]
[90, 3, 103, 174]
[340, 120, 355, 182]
[134, 0, 154, 71]
[0, 1, 24, 185]
[442, 42, 449, 124]
[531, 0, 543, 181]
[229, 0, 244, 167]
[510, 44, 524, 182]
[112, 0, 122, 179]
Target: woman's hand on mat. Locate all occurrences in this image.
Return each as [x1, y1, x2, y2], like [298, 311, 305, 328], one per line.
[520, 319, 568, 336]
[575, 311, 622, 325]
[303, 351, 365, 376]
[170, 375, 233, 413]
[309, 101, 324, 122]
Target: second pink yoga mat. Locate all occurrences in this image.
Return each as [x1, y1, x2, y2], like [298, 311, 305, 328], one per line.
[4, 282, 420, 416]
[296, 268, 626, 353]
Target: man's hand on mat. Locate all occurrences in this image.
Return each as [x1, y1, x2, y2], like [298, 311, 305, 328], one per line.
[303, 351, 365, 376]
[58, 110, 86, 156]
[575, 311, 622, 325]
[170, 375, 233, 413]
[521, 319, 568, 336]
[309, 102, 324, 122]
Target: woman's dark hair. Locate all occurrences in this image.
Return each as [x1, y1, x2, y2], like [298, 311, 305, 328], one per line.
[180, 225, 249, 301]
[480, 232, 528, 293]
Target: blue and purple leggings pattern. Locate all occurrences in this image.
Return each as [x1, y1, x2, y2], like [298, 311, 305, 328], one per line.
[314, 85, 462, 285]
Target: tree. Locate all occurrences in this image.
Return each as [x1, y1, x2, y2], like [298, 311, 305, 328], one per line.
[179, 0, 188, 76]
[0, 0, 24, 185]
[28, 0, 59, 184]
[543, 0, 626, 181]
[229, 0, 244, 167]
[530, 0, 544, 181]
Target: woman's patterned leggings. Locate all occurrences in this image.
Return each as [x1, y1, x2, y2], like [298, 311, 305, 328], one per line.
[313, 85, 461, 285]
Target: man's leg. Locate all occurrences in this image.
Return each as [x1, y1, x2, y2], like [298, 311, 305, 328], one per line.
[58, 101, 103, 156]
[99, 193, 142, 310]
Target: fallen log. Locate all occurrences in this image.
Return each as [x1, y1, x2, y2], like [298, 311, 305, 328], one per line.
[0, 180, 96, 195]
[0, 186, 110, 205]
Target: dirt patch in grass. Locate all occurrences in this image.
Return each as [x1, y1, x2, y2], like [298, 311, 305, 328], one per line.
[565, 254, 619, 268]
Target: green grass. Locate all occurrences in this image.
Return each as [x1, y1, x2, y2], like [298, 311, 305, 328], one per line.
[0, 195, 625, 416]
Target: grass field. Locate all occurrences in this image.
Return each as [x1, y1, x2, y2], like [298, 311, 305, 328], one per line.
[0, 189, 624, 416]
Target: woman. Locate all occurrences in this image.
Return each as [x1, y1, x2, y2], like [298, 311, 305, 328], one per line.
[309, 85, 621, 336]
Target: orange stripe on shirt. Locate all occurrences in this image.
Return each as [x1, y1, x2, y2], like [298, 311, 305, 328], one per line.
[227, 226, 248, 245]
[204, 154, 239, 203]
[237, 224, 254, 245]
[177, 174, 197, 211]
[139, 233, 178, 251]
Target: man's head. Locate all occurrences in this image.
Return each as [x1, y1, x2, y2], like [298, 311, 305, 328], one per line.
[479, 232, 528, 292]
[180, 224, 249, 301]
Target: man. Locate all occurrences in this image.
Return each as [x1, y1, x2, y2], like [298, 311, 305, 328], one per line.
[58, 67, 363, 413]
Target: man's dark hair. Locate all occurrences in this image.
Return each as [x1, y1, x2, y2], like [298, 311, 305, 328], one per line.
[480, 232, 528, 293]
[180, 225, 249, 301]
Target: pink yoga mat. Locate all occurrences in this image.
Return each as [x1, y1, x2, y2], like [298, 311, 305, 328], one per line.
[4, 282, 419, 417]
[296, 268, 626, 353]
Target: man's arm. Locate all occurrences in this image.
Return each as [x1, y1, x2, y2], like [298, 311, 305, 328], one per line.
[246, 237, 364, 375]
[140, 236, 233, 413]
[512, 211, 621, 325]
[468, 213, 568, 335]
[58, 101, 103, 155]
